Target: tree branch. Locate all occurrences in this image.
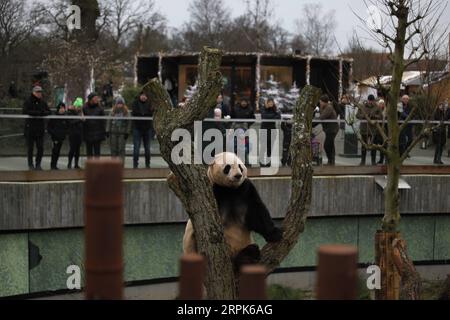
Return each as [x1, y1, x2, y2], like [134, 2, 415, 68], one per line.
[144, 47, 236, 300]
[260, 85, 320, 272]
[399, 123, 432, 162]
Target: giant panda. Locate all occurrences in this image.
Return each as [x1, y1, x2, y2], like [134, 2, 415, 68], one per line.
[183, 152, 282, 271]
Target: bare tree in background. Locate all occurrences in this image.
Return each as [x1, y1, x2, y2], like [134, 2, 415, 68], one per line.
[0, 0, 44, 93]
[38, 0, 118, 101]
[268, 23, 291, 53]
[242, 0, 273, 52]
[343, 31, 392, 81]
[107, 0, 165, 46]
[350, 0, 449, 300]
[0, 0, 42, 57]
[294, 3, 337, 56]
[178, 0, 231, 51]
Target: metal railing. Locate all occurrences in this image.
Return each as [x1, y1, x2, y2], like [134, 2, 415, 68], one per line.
[0, 114, 449, 171]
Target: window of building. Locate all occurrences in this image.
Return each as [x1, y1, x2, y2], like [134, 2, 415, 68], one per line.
[178, 65, 253, 103]
[260, 66, 293, 91]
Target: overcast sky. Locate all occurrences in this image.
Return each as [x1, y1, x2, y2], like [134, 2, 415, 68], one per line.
[156, 0, 450, 53]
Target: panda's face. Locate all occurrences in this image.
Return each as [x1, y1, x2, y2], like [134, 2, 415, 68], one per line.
[208, 152, 247, 188]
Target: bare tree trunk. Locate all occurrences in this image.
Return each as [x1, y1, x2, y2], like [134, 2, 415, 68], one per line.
[375, 231, 401, 300]
[392, 238, 421, 300]
[144, 47, 318, 299]
[379, 2, 421, 299]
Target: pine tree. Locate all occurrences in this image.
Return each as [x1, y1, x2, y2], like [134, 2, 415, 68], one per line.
[260, 75, 286, 109]
[184, 81, 198, 101]
[281, 82, 300, 114]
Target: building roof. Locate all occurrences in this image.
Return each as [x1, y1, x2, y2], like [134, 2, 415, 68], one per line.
[359, 71, 422, 87]
[138, 51, 353, 63]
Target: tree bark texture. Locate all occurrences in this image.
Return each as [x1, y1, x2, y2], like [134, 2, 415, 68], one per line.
[375, 231, 401, 300]
[392, 238, 422, 300]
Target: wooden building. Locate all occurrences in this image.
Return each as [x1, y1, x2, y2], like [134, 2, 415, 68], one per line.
[136, 52, 353, 107]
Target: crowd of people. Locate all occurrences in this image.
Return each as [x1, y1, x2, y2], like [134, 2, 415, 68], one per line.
[21, 85, 450, 170]
[23, 86, 154, 170]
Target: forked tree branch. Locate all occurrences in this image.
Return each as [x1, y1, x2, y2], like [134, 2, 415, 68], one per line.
[259, 85, 320, 272]
[144, 46, 318, 299]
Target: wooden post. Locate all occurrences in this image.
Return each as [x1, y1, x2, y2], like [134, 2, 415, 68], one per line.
[84, 159, 124, 300]
[239, 265, 268, 300]
[179, 254, 206, 300]
[316, 244, 358, 300]
[375, 230, 401, 300]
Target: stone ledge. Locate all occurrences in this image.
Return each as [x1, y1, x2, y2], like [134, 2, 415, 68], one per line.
[1, 175, 449, 231]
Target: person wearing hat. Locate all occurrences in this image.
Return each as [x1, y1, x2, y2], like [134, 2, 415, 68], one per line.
[82, 92, 106, 157]
[106, 96, 131, 163]
[356, 95, 383, 166]
[131, 91, 154, 169]
[399, 94, 414, 157]
[67, 98, 84, 169]
[319, 94, 339, 166]
[47, 102, 68, 170]
[22, 85, 51, 170]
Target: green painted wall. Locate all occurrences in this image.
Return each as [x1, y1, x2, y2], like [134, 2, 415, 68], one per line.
[1, 215, 449, 297]
[0, 233, 29, 296]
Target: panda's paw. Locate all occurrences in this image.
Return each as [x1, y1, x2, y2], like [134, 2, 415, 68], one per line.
[265, 228, 283, 243]
[234, 245, 261, 272]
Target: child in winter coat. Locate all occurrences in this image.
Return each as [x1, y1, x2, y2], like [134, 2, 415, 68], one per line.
[47, 102, 67, 170]
[67, 98, 84, 169]
[107, 96, 131, 164]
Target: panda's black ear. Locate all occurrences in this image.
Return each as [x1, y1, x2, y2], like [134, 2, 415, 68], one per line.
[223, 165, 231, 175]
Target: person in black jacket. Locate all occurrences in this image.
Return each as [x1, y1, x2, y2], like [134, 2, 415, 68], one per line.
[260, 98, 281, 167]
[432, 103, 448, 165]
[446, 101, 450, 158]
[67, 98, 84, 169]
[22, 86, 51, 170]
[319, 95, 339, 166]
[230, 99, 255, 164]
[47, 102, 67, 170]
[83, 93, 106, 157]
[131, 91, 154, 168]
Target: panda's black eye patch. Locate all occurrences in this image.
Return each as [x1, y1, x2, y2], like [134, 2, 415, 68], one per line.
[223, 165, 231, 175]
[239, 165, 243, 173]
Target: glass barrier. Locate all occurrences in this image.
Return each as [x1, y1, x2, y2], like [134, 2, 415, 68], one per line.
[0, 110, 449, 171]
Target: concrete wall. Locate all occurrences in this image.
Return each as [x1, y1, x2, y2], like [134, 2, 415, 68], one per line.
[1, 215, 450, 297]
[1, 175, 450, 297]
[1, 175, 450, 230]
